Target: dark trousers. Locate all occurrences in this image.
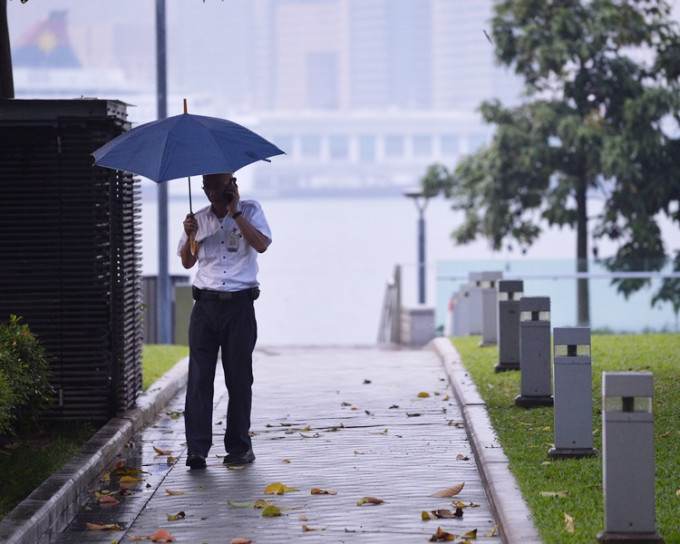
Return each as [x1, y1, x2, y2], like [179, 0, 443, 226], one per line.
[184, 297, 257, 456]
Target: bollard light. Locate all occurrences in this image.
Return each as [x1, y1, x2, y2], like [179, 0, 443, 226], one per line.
[597, 372, 663, 543]
[479, 271, 503, 347]
[549, 327, 597, 459]
[495, 279, 523, 373]
[467, 272, 484, 335]
[515, 296, 553, 408]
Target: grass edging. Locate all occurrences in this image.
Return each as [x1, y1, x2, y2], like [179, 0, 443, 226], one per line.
[448, 334, 679, 543]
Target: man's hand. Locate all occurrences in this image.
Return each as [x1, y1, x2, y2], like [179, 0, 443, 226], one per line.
[183, 213, 198, 236]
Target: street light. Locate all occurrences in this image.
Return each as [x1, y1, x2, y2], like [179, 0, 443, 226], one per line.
[403, 188, 432, 305]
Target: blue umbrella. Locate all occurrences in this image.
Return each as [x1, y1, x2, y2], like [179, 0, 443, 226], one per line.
[91, 103, 285, 212]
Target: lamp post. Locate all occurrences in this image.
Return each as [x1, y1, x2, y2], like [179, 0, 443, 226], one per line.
[403, 188, 431, 305]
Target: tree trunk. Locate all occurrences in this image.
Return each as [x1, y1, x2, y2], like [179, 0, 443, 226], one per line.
[576, 178, 590, 326]
[0, 0, 14, 99]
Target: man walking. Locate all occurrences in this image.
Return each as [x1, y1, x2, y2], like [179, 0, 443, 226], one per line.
[178, 172, 271, 469]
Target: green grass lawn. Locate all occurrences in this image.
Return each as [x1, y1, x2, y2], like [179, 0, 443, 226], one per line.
[452, 334, 679, 543]
[0, 344, 188, 519]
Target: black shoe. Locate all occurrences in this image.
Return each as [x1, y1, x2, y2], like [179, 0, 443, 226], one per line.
[223, 448, 255, 466]
[186, 452, 207, 469]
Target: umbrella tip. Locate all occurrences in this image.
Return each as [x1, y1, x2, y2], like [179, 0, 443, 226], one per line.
[183, 98, 187, 114]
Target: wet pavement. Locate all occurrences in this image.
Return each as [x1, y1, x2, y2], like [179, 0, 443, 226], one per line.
[1, 342, 543, 543]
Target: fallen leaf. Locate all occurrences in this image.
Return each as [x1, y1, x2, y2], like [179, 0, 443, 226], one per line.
[428, 526, 456, 541]
[99, 496, 119, 505]
[119, 475, 142, 486]
[166, 511, 185, 521]
[431, 509, 456, 518]
[300, 432, 322, 438]
[659, 430, 671, 438]
[302, 525, 326, 531]
[485, 524, 499, 537]
[165, 489, 186, 496]
[264, 482, 298, 495]
[442, 395, 450, 401]
[153, 445, 172, 455]
[363, 379, 372, 384]
[422, 510, 434, 520]
[262, 505, 282, 517]
[564, 512, 575, 533]
[111, 463, 145, 476]
[310, 488, 337, 495]
[357, 496, 384, 506]
[456, 454, 470, 461]
[282, 459, 291, 463]
[540, 491, 568, 499]
[430, 482, 465, 497]
[230, 539, 252, 544]
[299, 514, 310, 521]
[461, 528, 478, 538]
[418, 392, 431, 398]
[371, 429, 388, 435]
[85, 522, 122, 531]
[253, 499, 272, 509]
[150, 529, 176, 542]
[227, 464, 247, 471]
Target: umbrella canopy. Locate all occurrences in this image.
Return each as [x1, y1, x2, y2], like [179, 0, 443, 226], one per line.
[91, 112, 285, 182]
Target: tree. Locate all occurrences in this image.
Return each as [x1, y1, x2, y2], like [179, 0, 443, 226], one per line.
[423, 0, 680, 325]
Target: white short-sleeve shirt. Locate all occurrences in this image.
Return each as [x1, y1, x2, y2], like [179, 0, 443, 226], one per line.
[177, 200, 272, 291]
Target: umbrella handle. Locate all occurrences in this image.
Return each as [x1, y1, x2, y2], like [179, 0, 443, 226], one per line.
[189, 232, 199, 256]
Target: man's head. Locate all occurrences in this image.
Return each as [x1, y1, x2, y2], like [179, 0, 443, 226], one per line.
[202, 172, 236, 190]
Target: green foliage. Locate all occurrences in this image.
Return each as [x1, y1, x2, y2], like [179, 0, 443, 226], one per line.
[423, 0, 680, 314]
[0, 315, 53, 435]
[453, 334, 680, 543]
[0, 370, 14, 435]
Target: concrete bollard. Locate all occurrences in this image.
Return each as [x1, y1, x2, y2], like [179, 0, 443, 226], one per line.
[494, 279, 523, 373]
[479, 271, 503, 347]
[452, 285, 471, 337]
[467, 272, 483, 335]
[597, 372, 663, 543]
[548, 327, 597, 459]
[515, 296, 553, 408]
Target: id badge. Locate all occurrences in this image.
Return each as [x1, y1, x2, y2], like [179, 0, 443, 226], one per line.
[227, 228, 241, 252]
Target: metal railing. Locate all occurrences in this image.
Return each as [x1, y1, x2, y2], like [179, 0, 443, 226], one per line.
[377, 265, 402, 344]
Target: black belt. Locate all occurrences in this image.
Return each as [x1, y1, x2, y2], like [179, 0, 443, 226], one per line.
[192, 286, 260, 301]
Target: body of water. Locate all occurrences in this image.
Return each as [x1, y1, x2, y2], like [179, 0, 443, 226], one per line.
[141, 188, 680, 345]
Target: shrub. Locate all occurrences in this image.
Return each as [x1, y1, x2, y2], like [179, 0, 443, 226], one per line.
[0, 315, 53, 434]
[0, 370, 14, 435]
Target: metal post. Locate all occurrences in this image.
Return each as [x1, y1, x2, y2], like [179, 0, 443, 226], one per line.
[403, 188, 430, 305]
[417, 211, 425, 304]
[155, 0, 171, 344]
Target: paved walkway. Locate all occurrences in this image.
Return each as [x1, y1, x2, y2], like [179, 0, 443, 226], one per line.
[1, 341, 542, 543]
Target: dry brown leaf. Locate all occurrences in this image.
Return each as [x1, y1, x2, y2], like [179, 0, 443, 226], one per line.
[430, 482, 465, 497]
[282, 459, 291, 463]
[298, 514, 310, 521]
[428, 526, 456, 541]
[310, 487, 337, 495]
[564, 512, 575, 533]
[166, 511, 185, 521]
[230, 539, 252, 544]
[540, 490, 568, 499]
[357, 496, 384, 506]
[153, 445, 172, 455]
[456, 454, 470, 461]
[98, 495, 118, 505]
[302, 525, 326, 531]
[84, 522, 122, 531]
[165, 489, 186, 496]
